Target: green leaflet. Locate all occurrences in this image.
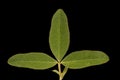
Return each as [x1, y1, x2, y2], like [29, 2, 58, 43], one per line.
[7, 9, 110, 80]
[61, 50, 109, 69]
[49, 9, 70, 61]
[8, 52, 57, 69]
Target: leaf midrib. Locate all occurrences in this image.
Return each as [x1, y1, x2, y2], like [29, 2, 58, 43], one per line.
[58, 11, 62, 61]
[11, 61, 57, 63]
[62, 58, 107, 63]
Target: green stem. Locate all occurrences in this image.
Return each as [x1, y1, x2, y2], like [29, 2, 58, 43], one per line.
[58, 62, 62, 80]
[62, 67, 68, 78]
[58, 62, 68, 80]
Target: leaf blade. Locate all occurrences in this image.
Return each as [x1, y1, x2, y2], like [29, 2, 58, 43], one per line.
[8, 52, 57, 70]
[62, 50, 109, 69]
[49, 9, 70, 61]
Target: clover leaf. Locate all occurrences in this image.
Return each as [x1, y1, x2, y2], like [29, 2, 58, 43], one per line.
[8, 9, 109, 80]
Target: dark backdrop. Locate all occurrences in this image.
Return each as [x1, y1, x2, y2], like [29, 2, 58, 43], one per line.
[0, 0, 117, 80]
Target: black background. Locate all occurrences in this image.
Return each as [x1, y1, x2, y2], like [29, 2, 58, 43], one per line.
[0, 0, 117, 80]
